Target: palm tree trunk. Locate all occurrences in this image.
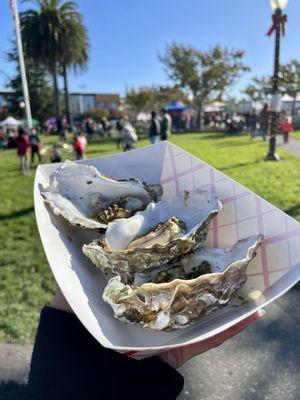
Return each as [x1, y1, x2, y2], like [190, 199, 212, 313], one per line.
[63, 62, 71, 124]
[52, 64, 60, 122]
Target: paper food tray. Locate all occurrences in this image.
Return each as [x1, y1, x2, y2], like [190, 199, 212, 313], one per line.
[34, 141, 300, 357]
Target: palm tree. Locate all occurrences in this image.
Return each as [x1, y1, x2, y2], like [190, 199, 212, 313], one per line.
[20, 0, 89, 123]
[60, 20, 89, 123]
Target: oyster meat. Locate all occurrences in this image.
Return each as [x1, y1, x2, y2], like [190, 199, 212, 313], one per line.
[128, 217, 187, 250]
[83, 189, 222, 281]
[41, 160, 163, 229]
[102, 235, 264, 331]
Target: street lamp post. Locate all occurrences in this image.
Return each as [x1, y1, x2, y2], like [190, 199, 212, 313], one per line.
[265, 0, 288, 161]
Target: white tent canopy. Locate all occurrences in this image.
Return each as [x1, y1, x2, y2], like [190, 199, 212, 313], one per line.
[282, 94, 300, 102]
[136, 112, 151, 122]
[204, 101, 227, 113]
[0, 116, 22, 127]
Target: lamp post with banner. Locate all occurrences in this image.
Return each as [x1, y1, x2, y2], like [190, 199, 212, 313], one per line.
[265, 0, 288, 161]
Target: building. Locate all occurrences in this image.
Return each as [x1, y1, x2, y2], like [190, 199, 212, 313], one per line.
[1, 90, 120, 116]
[69, 93, 120, 115]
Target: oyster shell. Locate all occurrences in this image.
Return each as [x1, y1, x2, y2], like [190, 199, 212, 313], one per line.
[41, 160, 163, 229]
[102, 235, 264, 331]
[83, 190, 222, 281]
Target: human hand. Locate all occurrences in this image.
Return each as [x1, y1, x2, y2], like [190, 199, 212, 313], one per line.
[50, 290, 264, 369]
[159, 309, 265, 369]
[51, 288, 73, 313]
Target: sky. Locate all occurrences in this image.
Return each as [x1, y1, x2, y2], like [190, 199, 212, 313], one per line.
[0, 0, 300, 97]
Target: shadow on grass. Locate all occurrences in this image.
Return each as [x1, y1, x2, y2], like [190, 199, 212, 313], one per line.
[0, 382, 27, 400]
[217, 139, 262, 148]
[0, 207, 34, 221]
[191, 132, 247, 141]
[85, 148, 115, 155]
[284, 204, 300, 219]
[218, 160, 261, 171]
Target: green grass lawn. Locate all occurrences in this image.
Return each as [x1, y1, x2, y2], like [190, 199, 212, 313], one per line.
[292, 130, 300, 140]
[1, 131, 300, 343]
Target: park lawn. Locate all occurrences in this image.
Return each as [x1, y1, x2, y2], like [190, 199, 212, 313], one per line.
[292, 130, 300, 140]
[0, 132, 300, 343]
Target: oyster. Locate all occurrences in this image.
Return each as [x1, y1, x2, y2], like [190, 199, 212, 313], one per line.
[83, 190, 222, 281]
[103, 235, 264, 331]
[128, 217, 187, 250]
[41, 160, 163, 229]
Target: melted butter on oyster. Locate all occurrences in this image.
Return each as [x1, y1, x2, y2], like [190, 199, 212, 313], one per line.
[127, 217, 187, 250]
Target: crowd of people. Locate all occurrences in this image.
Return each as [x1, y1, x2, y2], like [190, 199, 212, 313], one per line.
[203, 104, 294, 142]
[115, 108, 172, 151]
[0, 104, 295, 176]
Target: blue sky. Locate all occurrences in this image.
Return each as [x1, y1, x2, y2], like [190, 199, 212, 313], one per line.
[0, 0, 299, 97]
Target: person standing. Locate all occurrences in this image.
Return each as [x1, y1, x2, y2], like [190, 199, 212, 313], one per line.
[249, 109, 258, 138]
[116, 118, 124, 149]
[73, 132, 86, 160]
[160, 108, 172, 141]
[101, 117, 111, 140]
[78, 131, 87, 152]
[16, 127, 31, 175]
[259, 103, 269, 141]
[120, 118, 137, 151]
[149, 111, 160, 144]
[278, 118, 293, 144]
[29, 128, 42, 164]
[60, 117, 69, 141]
[85, 118, 94, 142]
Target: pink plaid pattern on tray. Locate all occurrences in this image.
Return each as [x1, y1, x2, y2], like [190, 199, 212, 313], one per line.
[161, 142, 300, 293]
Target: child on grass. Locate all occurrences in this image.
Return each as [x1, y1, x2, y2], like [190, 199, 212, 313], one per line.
[278, 118, 293, 144]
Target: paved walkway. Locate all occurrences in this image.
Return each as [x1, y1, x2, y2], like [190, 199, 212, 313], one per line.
[0, 288, 299, 400]
[179, 288, 300, 400]
[279, 136, 300, 157]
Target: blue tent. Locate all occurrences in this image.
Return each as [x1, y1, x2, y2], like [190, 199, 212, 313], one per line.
[166, 100, 187, 112]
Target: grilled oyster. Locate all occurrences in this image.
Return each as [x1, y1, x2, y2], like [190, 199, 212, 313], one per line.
[41, 160, 162, 229]
[103, 235, 264, 331]
[83, 190, 222, 282]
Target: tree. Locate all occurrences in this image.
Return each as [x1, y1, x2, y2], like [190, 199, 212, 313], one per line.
[125, 85, 189, 115]
[243, 76, 273, 103]
[159, 44, 249, 128]
[59, 12, 89, 123]
[20, 0, 89, 122]
[7, 45, 53, 122]
[125, 87, 156, 115]
[280, 60, 300, 116]
[154, 85, 189, 109]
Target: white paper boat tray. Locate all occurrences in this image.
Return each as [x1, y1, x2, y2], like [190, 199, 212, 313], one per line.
[34, 141, 300, 357]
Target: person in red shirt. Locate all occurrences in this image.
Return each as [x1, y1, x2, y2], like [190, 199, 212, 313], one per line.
[73, 132, 86, 160]
[278, 118, 293, 144]
[16, 127, 31, 175]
